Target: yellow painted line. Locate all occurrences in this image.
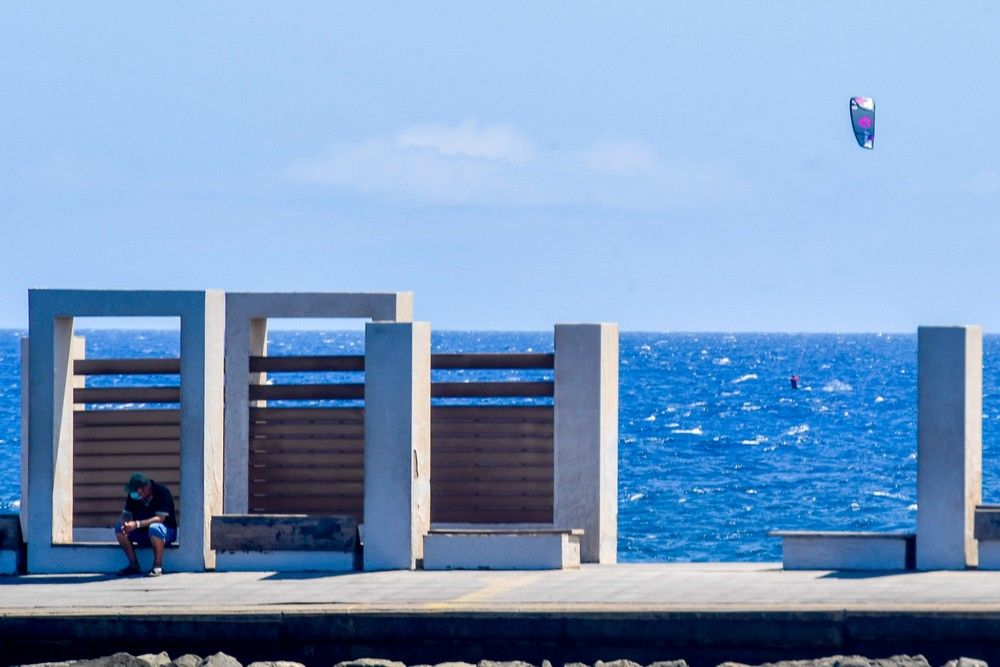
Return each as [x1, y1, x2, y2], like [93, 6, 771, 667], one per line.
[422, 573, 546, 610]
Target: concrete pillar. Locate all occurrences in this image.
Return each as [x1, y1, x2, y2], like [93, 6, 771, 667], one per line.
[223, 316, 268, 513]
[917, 325, 982, 570]
[363, 321, 430, 570]
[554, 323, 619, 564]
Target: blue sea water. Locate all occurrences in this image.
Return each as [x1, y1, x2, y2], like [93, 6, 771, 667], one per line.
[4, 329, 1000, 562]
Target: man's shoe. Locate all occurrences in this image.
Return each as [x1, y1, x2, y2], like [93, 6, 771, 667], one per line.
[116, 564, 141, 576]
[147, 566, 163, 577]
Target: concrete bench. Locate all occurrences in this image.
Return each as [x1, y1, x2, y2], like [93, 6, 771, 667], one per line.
[974, 505, 1000, 568]
[423, 527, 582, 570]
[771, 531, 915, 570]
[1, 514, 24, 575]
[211, 514, 359, 572]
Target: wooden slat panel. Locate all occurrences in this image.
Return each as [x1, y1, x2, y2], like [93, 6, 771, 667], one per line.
[250, 356, 365, 372]
[74, 387, 180, 404]
[249, 384, 365, 401]
[432, 480, 552, 493]
[75, 409, 181, 425]
[432, 382, 552, 398]
[248, 481, 364, 496]
[432, 436, 553, 450]
[250, 407, 364, 422]
[249, 496, 363, 517]
[431, 353, 554, 370]
[249, 467, 363, 483]
[74, 424, 181, 440]
[75, 358, 181, 375]
[73, 495, 180, 514]
[73, 440, 181, 456]
[74, 481, 181, 500]
[432, 405, 553, 421]
[74, 513, 122, 529]
[432, 422, 553, 438]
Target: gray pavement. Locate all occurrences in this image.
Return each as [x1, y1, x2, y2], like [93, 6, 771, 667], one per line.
[3, 562, 1000, 614]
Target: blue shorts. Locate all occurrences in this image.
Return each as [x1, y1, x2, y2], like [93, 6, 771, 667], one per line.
[115, 521, 176, 547]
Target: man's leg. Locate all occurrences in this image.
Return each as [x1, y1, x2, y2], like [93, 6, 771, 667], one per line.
[114, 522, 140, 574]
[148, 523, 169, 572]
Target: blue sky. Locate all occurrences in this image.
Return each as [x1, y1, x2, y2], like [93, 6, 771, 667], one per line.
[2, 2, 999, 332]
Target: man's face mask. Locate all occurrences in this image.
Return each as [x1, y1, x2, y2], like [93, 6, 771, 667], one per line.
[130, 491, 142, 500]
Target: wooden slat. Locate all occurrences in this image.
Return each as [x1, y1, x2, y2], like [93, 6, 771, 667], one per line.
[75, 409, 181, 425]
[251, 453, 363, 468]
[250, 356, 365, 372]
[432, 436, 553, 450]
[250, 421, 364, 437]
[250, 439, 364, 454]
[74, 481, 181, 500]
[74, 424, 181, 440]
[74, 454, 180, 470]
[249, 496, 363, 517]
[74, 387, 180, 404]
[74, 441, 180, 457]
[72, 496, 179, 514]
[432, 405, 553, 421]
[432, 480, 552, 493]
[432, 382, 553, 398]
[247, 481, 364, 496]
[432, 422, 553, 438]
[74, 469, 181, 485]
[431, 353, 554, 370]
[431, 448, 553, 464]
[75, 358, 180, 375]
[249, 467, 363, 483]
[250, 407, 364, 422]
[249, 384, 365, 401]
[431, 508, 553, 523]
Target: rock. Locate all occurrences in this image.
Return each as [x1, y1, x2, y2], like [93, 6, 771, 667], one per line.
[245, 663, 307, 667]
[648, 662, 689, 667]
[563, 662, 590, 667]
[75, 653, 158, 667]
[479, 662, 537, 667]
[198, 654, 242, 667]
[941, 660, 989, 667]
[716, 656, 931, 667]
[137, 654, 172, 667]
[168, 657, 203, 667]
[433, 663, 476, 667]
[334, 660, 407, 667]
[596, 661, 644, 667]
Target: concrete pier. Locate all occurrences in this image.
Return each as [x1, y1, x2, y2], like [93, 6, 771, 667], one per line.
[4, 564, 1000, 666]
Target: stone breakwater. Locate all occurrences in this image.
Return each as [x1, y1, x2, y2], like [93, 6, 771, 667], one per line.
[14, 654, 990, 667]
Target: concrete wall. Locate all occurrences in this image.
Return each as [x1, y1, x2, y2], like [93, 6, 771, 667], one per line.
[916, 325, 982, 570]
[25, 289, 225, 573]
[553, 323, 619, 564]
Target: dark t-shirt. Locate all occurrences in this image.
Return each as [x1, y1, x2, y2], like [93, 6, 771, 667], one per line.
[123, 480, 177, 529]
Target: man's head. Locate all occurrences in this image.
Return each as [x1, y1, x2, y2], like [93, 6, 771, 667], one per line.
[124, 472, 151, 500]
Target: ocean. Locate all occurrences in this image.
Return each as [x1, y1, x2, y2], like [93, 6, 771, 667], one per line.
[3, 329, 1000, 563]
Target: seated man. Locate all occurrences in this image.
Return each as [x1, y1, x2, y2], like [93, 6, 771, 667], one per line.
[114, 472, 177, 577]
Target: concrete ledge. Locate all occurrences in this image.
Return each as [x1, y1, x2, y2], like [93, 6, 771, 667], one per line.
[771, 531, 915, 570]
[975, 505, 1000, 569]
[423, 528, 582, 570]
[211, 515, 358, 572]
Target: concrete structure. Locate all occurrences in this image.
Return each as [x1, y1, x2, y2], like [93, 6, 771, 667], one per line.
[771, 531, 914, 570]
[974, 505, 1000, 569]
[0, 514, 21, 574]
[917, 325, 982, 570]
[423, 528, 581, 570]
[222, 292, 413, 514]
[211, 515, 357, 572]
[554, 323, 619, 564]
[363, 321, 431, 570]
[25, 289, 225, 573]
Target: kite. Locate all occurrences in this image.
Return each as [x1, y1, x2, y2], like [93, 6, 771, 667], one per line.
[850, 97, 875, 149]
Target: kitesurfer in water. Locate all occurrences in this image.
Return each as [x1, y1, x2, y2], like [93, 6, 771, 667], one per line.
[790, 375, 799, 390]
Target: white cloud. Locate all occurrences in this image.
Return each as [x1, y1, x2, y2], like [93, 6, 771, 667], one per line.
[964, 169, 1000, 195]
[287, 122, 747, 211]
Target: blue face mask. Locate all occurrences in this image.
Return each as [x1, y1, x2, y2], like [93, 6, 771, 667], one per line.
[130, 491, 142, 500]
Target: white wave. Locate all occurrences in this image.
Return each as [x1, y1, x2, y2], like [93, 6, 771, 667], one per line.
[850, 501, 860, 511]
[720, 390, 741, 397]
[785, 424, 810, 436]
[908, 503, 918, 512]
[741, 435, 768, 445]
[713, 357, 731, 366]
[741, 403, 761, 412]
[822, 379, 853, 393]
[643, 414, 656, 422]
[732, 373, 758, 384]
[665, 422, 680, 428]
[628, 492, 645, 502]
[874, 395, 885, 403]
[672, 427, 704, 436]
